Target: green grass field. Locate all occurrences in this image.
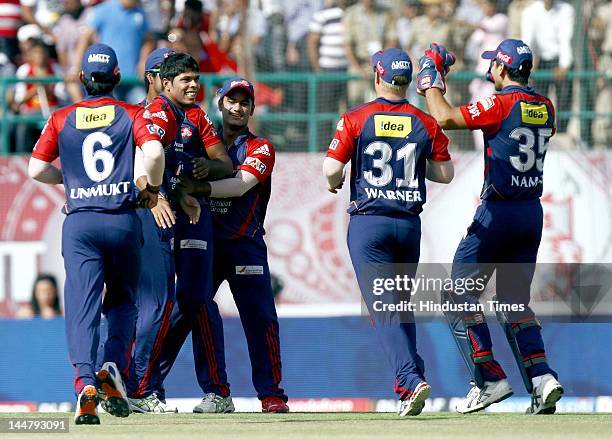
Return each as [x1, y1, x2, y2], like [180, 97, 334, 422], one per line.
[1, 413, 611, 438]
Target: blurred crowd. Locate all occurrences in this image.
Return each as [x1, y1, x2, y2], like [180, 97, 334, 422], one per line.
[0, 0, 609, 151]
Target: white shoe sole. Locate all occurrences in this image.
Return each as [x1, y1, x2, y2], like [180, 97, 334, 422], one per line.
[457, 387, 514, 414]
[399, 383, 431, 417]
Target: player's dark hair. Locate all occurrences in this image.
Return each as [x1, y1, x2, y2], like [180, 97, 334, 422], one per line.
[159, 53, 199, 83]
[30, 273, 61, 315]
[497, 60, 532, 85]
[82, 72, 120, 96]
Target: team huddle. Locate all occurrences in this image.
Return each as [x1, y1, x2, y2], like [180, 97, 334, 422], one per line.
[29, 36, 562, 424]
[29, 44, 286, 425]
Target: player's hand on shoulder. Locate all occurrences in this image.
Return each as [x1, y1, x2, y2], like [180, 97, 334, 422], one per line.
[151, 196, 176, 229]
[179, 192, 201, 225]
[416, 42, 456, 96]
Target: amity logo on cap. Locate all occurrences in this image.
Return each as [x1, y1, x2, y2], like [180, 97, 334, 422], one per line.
[87, 53, 111, 63]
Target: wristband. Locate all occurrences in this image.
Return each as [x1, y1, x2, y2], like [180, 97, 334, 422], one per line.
[146, 183, 161, 194]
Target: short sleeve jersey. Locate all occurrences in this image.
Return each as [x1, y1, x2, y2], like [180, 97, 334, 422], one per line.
[210, 128, 275, 240]
[142, 95, 184, 194]
[459, 85, 556, 200]
[32, 96, 159, 213]
[327, 97, 450, 216]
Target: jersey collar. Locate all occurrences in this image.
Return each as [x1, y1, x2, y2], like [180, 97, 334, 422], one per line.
[500, 85, 536, 95]
[375, 97, 409, 105]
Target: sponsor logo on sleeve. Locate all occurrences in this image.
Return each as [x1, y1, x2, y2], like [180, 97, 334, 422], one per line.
[467, 103, 481, 119]
[146, 124, 166, 138]
[336, 118, 344, 131]
[244, 156, 267, 174]
[373, 115, 412, 138]
[253, 144, 271, 156]
[75, 105, 115, 130]
[235, 265, 264, 275]
[329, 139, 340, 151]
[478, 96, 496, 111]
[520, 103, 549, 124]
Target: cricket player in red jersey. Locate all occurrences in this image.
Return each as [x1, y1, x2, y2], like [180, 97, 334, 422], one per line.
[417, 40, 563, 414]
[323, 48, 453, 416]
[28, 43, 165, 425]
[177, 77, 290, 413]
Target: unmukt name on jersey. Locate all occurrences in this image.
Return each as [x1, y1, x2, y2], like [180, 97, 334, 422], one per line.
[374, 115, 412, 138]
[69, 181, 131, 199]
[364, 187, 422, 202]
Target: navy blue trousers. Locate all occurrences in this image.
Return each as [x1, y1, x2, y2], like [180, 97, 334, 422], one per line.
[451, 199, 557, 382]
[62, 210, 141, 394]
[156, 207, 230, 398]
[347, 214, 426, 399]
[212, 235, 287, 401]
[125, 208, 175, 398]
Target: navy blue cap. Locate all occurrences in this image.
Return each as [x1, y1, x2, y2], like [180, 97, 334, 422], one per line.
[217, 77, 255, 103]
[481, 39, 533, 70]
[371, 48, 413, 85]
[82, 43, 119, 81]
[145, 47, 175, 72]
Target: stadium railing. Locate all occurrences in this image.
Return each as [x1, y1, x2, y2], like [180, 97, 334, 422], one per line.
[0, 70, 610, 154]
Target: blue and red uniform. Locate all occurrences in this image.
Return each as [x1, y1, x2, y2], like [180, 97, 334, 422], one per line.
[205, 128, 287, 402]
[32, 95, 160, 394]
[153, 105, 231, 399]
[117, 95, 184, 399]
[327, 97, 450, 398]
[452, 85, 558, 382]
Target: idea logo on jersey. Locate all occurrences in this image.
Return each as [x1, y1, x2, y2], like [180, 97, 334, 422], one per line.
[520, 103, 549, 125]
[374, 115, 412, 138]
[75, 106, 115, 130]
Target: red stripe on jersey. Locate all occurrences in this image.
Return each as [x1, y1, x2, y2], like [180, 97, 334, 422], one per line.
[230, 190, 260, 239]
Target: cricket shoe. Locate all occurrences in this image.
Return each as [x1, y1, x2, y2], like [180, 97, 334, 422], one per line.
[193, 393, 235, 413]
[262, 396, 290, 413]
[75, 385, 100, 425]
[456, 379, 513, 414]
[128, 393, 178, 414]
[398, 382, 431, 416]
[526, 374, 564, 415]
[96, 362, 130, 417]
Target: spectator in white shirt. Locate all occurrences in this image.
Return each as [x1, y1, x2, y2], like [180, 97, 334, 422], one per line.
[521, 0, 574, 132]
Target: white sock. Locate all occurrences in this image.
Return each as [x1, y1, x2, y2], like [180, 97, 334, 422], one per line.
[531, 373, 552, 388]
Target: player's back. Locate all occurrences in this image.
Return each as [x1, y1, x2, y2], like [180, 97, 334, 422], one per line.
[50, 96, 142, 213]
[329, 97, 450, 217]
[465, 86, 555, 201]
